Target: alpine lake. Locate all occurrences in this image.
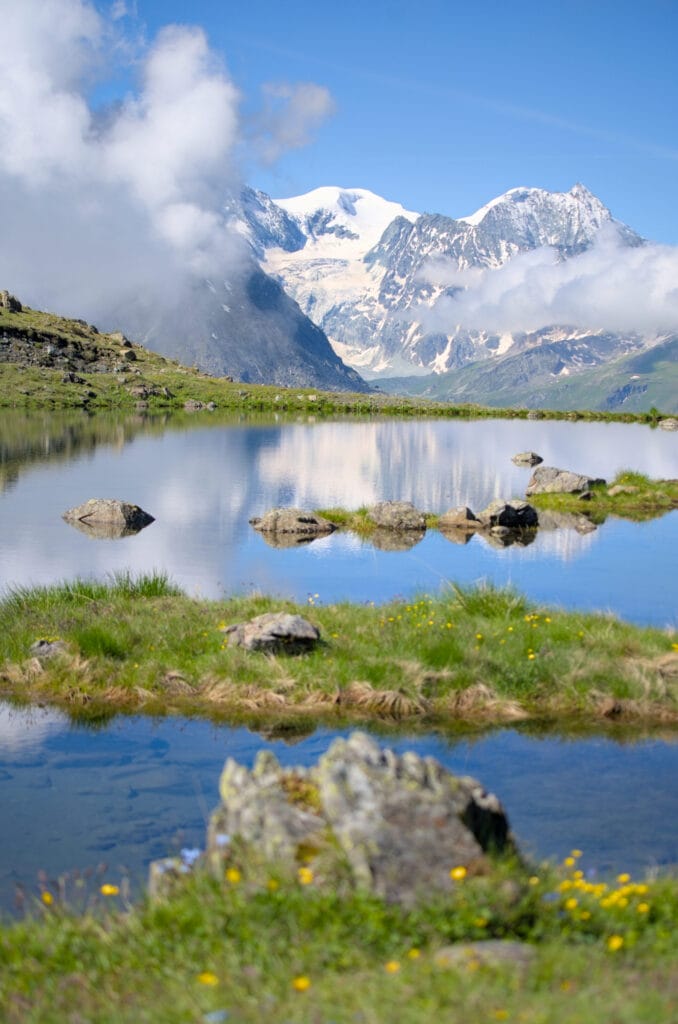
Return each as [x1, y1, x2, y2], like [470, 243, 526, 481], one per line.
[1, 408, 677, 912]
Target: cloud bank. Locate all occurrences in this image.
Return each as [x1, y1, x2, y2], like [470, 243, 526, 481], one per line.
[0, 0, 334, 329]
[418, 226, 678, 337]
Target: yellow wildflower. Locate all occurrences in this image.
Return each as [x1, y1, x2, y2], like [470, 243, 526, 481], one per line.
[197, 972, 219, 986]
[617, 873, 631, 884]
[607, 935, 624, 952]
[266, 879, 280, 892]
[449, 865, 467, 881]
[407, 948, 421, 959]
[100, 884, 119, 896]
[225, 867, 241, 884]
[637, 902, 650, 914]
[297, 866, 314, 885]
[292, 976, 311, 992]
[41, 891, 53, 906]
[564, 897, 578, 911]
[384, 960, 401, 974]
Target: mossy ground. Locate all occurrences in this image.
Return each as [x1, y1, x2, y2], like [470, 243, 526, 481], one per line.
[1, 853, 676, 1023]
[1, 575, 677, 727]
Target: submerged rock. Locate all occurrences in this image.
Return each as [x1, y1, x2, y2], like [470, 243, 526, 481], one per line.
[62, 498, 154, 539]
[370, 527, 425, 551]
[367, 501, 426, 531]
[526, 466, 606, 495]
[206, 732, 513, 905]
[224, 612, 320, 653]
[249, 508, 336, 537]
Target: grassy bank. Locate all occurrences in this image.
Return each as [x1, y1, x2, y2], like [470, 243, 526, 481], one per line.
[1, 852, 676, 1022]
[1, 304, 676, 424]
[1, 575, 677, 727]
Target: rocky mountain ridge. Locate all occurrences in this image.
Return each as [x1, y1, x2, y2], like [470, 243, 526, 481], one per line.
[238, 183, 652, 388]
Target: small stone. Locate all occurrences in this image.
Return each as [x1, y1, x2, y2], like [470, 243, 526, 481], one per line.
[438, 507, 479, 529]
[224, 612, 320, 653]
[607, 484, 639, 496]
[434, 940, 536, 970]
[511, 451, 543, 467]
[249, 508, 336, 537]
[29, 639, 68, 660]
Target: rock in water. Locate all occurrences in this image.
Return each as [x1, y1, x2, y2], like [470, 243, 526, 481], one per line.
[476, 499, 539, 528]
[511, 451, 543, 467]
[207, 732, 513, 905]
[224, 612, 320, 653]
[526, 466, 606, 495]
[367, 501, 427, 531]
[62, 498, 154, 539]
[249, 508, 337, 537]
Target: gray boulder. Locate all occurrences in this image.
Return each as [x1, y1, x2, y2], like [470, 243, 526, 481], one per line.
[511, 451, 543, 467]
[438, 506, 480, 530]
[476, 499, 539, 529]
[224, 612, 320, 653]
[526, 466, 606, 495]
[659, 418, 678, 431]
[367, 501, 426, 531]
[62, 498, 154, 538]
[249, 508, 336, 537]
[206, 732, 513, 906]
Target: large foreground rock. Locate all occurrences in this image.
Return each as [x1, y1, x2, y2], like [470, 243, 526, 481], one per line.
[249, 508, 337, 537]
[367, 501, 427, 531]
[206, 732, 513, 905]
[224, 612, 320, 653]
[62, 498, 154, 538]
[526, 466, 606, 495]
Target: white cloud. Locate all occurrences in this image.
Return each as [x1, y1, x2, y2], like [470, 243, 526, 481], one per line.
[417, 226, 678, 337]
[0, 0, 334, 328]
[255, 81, 336, 163]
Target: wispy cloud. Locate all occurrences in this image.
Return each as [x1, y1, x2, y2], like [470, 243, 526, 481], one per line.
[417, 226, 678, 336]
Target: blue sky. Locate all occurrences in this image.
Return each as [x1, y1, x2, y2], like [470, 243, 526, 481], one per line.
[127, 0, 678, 242]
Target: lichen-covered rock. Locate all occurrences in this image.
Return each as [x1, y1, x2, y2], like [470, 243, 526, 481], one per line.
[62, 498, 154, 538]
[659, 418, 678, 431]
[249, 508, 336, 537]
[367, 501, 426, 531]
[476, 499, 538, 529]
[206, 732, 513, 905]
[512, 451, 543, 467]
[607, 484, 639, 497]
[224, 612, 320, 653]
[0, 290, 22, 312]
[526, 466, 606, 495]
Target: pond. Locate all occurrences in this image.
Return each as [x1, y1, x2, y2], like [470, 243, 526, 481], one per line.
[0, 410, 677, 912]
[0, 411, 676, 626]
[2, 703, 677, 913]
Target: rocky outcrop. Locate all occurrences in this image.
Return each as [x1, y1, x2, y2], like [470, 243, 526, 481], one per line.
[223, 612, 320, 653]
[249, 508, 337, 537]
[204, 732, 513, 905]
[367, 501, 426, 531]
[0, 290, 22, 312]
[526, 466, 606, 495]
[62, 498, 154, 539]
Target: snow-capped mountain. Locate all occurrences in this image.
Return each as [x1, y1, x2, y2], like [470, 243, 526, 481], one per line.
[240, 182, 646, 380]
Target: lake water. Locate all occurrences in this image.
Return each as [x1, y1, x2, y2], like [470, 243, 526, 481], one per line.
[2, 702, 677, 913]
[0, 411, 677, 910]
[0, 411, 677, 626]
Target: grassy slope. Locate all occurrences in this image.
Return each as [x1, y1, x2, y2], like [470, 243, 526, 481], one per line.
[1, 575, 677, 727]
[378, 338, 678, 415]
[0, 303, 675, 423]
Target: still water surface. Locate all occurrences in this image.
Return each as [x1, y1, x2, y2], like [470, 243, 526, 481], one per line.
[0, 412, 676, 625]
[1, 413, 677, 909]
[2, 703, 677, 912]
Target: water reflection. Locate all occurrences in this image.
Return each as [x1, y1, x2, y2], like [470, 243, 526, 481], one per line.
[1, 705, 676, 913]
[0, 411, 675, 625]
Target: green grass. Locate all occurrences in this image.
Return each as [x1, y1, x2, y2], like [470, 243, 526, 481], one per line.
[1, 855, 677, 1022]
[1, 577, 677, 727]
[1, 303, 676, 423]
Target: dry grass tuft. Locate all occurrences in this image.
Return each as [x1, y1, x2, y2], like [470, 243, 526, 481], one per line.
[338, 680, 428, 717]
[445, 683, 528, 721]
